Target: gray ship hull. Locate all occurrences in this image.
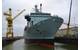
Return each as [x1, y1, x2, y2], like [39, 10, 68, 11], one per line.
[24, 17, 63, 39]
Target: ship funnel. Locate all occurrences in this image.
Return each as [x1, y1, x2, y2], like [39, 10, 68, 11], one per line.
[40, 3, 42, 12]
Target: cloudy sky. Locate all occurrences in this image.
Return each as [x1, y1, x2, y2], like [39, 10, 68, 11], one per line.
[2, 0, 78, 37]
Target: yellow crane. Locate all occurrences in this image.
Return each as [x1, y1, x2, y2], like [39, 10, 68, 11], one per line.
[4, 8, 25, 39]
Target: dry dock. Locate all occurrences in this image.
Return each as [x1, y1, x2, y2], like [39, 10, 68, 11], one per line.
[2, 36, 23, 47]
[2, 36, 78, 47]
[54, 37, 78, 44]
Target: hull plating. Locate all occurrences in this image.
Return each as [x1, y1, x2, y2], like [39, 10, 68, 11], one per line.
[24, 17, 63, 39]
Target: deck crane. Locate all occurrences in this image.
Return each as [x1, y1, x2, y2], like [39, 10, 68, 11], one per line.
[4, 8, 25, 39]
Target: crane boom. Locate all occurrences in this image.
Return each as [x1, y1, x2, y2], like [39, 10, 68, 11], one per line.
[13, 9, 25, 20]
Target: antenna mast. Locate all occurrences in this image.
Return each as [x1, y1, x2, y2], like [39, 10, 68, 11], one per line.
[40, 3, 42, 12]
[35, 5, 39, 13]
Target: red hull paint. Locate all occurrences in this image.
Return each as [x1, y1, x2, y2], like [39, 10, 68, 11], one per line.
[38, 43, 53, 48]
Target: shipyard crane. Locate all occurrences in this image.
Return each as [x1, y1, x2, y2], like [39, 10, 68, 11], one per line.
[4, 8, 25, 39]
[66, 0, 72, 36]
[62, 0, 73, 36]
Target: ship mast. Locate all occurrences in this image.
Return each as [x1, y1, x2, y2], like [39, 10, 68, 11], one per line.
[35, 5, 39, 13]
[34, 4, 42, 13]
[40, 3, 42, 12]
[66, 0, 72, 36]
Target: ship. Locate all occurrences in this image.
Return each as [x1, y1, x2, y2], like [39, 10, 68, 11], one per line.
[24, 4, 63, 47]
